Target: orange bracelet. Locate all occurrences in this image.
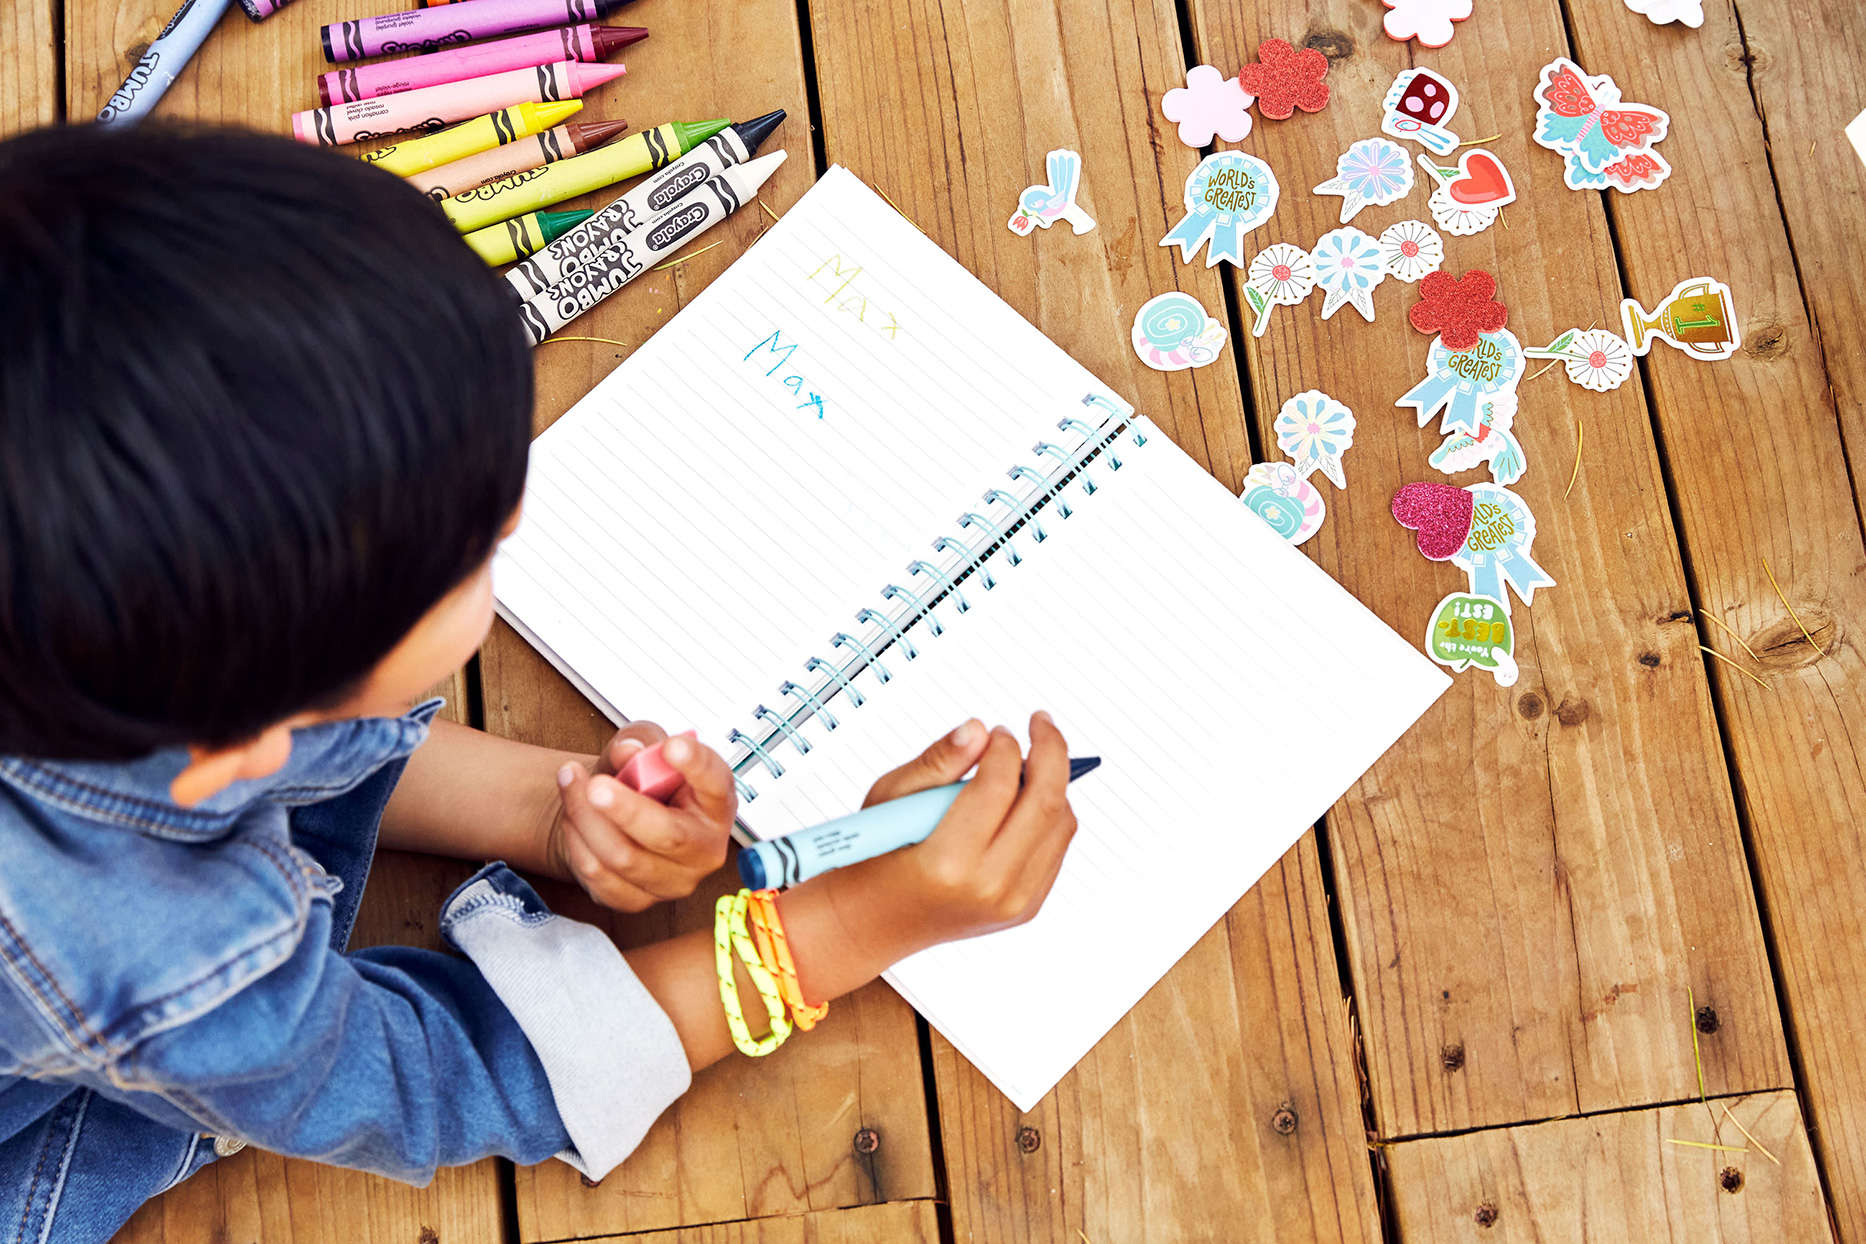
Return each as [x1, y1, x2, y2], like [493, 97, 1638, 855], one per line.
[746, 889, 830, 1030]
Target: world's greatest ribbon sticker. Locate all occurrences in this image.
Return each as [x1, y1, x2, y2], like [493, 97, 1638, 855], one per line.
[1391, 480, 1556, 612]
[1425, 592, 1519, 686]
[1160, 152, 1280, 268]
[1396, 328, 1525, 437]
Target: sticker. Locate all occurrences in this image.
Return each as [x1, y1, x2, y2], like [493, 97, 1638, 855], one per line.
[1849, 108, 1866, 170]
[1382, 0, 1472, 47]
[1624, 0, 1704, 27]
[1311, 226, 1386, 322]
[1428, 391, 1527, 485]
[1241, 461, 1326, 545]
[1382, 68, 1462, 155]
[1243, 242, 1317, 337]
[1162, 65, 1255, 147]
[1397, 329, 1526, 436]
[1621, 277, 1741, 360]
[1313, 138, 1416, 223]
[1408, 268, 1507, 351]
[1524, 327, 1635, 391]
[1274, 390, 1356, 489]
[1160, 151, 1280, 268]
[1392, 480, 1473, 560]
[1426, 592, 1519, 686]
[1392, 481, 1556, 610]
[1130, 291, 1228, 371]
[1414, 148, 1516, 237]
[1379, 219, 1444, 283]
[1008, 149, 1095, 237]
[1236, 38, 1330, 120]
[1561, 147, 1673, 193]
[1533, 58, 1670, 176]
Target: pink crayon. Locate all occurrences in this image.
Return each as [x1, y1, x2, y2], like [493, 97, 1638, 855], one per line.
[321, 0, 635, 64]
[317, 24, 646, 105]
[618, 730, 697, 803]
[292, 60, 625, 147]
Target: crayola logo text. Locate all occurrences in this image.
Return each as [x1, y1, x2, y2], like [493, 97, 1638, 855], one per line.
[648, 203, 708, 251]
[647, 166, 712, 214]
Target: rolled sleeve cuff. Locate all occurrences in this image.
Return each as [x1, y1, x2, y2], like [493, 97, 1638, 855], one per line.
[440, 864, 691, 1181]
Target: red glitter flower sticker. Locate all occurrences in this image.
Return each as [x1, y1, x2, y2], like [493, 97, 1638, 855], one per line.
[1236, 39, 1330, 121]
[1408, 269, 1507, 351]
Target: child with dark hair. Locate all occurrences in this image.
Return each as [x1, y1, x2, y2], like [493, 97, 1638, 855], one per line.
[0, 124, 1078, 1244]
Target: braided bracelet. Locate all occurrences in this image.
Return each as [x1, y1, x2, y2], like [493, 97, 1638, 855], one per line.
[714, 890, 792, 1057]
[747, 889, 830, 1030]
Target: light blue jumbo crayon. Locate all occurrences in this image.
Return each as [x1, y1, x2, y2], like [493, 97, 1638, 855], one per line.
[95, 0, 234, 128]
[737, 757, 1101, 890]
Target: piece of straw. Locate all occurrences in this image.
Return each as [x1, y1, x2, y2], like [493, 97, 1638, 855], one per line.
[1760, 556, 1820, 652]
[1528, 358, 1565, 382]
[877, 186, 928, 236]
[536, 335, 629, 349]
[653, 239, 726, 272]
[1689, 986, 1709, 1107]
[1565, 421, 1584, 498]
[1665, 1138, 1748, 1153]
[1458, 134, 1503, 147]
[760, 200, 780, 222]
[1720, 1104, 1781, 1166]
[1699, 611, 1762, 665]
[1700, 645, 1771, 690]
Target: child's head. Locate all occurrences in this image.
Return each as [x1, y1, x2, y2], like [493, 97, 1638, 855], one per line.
[0, 123, 532, 770]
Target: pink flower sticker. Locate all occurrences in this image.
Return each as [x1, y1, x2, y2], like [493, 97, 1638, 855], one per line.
[1161, 65, 1255, 148]
[1382, 0, 1473, 47]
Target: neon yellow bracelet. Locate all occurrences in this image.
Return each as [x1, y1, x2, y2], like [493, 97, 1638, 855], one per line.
[714, 890, 792, 1057]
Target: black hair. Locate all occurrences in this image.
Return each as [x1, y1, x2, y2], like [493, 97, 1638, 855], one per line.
[0, 123, 532, 759]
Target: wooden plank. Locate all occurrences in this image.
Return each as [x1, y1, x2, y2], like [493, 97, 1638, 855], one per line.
[1557, 0, 1866, 1237]
[1387, 1091, 1832, 1243]
[1183, 0, 1789, 1136]
[804, 2, 1379, 1241]
[574, 1199, 939, 1244]
[0, 0, 58, 133]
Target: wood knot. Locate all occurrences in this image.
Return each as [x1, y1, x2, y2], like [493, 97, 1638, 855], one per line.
[1696, 1005, 1720, 1034]
[1015, 1126, 1041, 1154]
[1743, 323, 1789, 360]
[418, 1228, 441, 1244]
[1474, 1202, 1499, 1228]
[1756, 608, 1836, 667]
[854, 1127, 881, 1154]
[1720, 1166, 1744, 1193]
[1554, 696, 1591, 727]
[1303, 29, 1355, 62]
[1515, 692, 1544, 720]
[1441, 1043, 1466, 1072]
[1271, 1105, 1299, 1135]
[1639, 652, 1662, 668]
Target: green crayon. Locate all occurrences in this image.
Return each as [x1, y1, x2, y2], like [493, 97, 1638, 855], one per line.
[462, 207, 593, 266]
[440, 117, 728, 233]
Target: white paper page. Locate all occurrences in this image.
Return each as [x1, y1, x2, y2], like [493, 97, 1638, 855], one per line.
[738, 419, 1450, 1111]
[494, 165, 1127, 736]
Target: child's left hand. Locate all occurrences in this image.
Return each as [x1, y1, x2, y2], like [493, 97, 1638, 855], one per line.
[548, 724, 737, 912]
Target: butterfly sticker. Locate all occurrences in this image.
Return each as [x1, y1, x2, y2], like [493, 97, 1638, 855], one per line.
[1562, 147, 1673, 194]
[1533, 58, 1671, 175]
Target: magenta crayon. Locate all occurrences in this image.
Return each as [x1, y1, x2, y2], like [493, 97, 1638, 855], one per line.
[292, 60, 624, 147]
[317, 24, 645, 105]
[322, 0, 636, 63]
[408, 116, 629, 198]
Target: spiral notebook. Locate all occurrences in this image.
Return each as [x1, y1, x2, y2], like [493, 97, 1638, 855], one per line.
[493, 165, 1450, 1111]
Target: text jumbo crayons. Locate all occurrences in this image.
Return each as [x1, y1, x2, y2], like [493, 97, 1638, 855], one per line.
[96, 0, 234, 126]
[293, 61, 623, 147]
[505, 110, 784, 298]
[409, 116, 628, 198]
[317, 24, 644, 104]
[516, 150, 787, 345]
[462, 207, 591, 265]
[321, 0, 635, 63]
[360, 98, 579, 176]
[440, 117, 727, 232]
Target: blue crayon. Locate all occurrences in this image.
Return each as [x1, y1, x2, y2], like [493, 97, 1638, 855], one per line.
[95, 0, 234, 128]
[738, 756, 1101, 890]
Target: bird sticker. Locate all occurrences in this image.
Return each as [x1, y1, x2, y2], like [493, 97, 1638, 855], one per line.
[1008, 149, 1096, 237]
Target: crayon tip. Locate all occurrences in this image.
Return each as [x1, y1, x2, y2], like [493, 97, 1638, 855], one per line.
[732, 149, 788, 194]
[317, 73, 334, 108]
[673, 118, 733, 152]
[536, 208, 594, 245]
[1068, 757, 1100, 781]
[529, 99, 586, 130]
[730, 109, 787, 156]
[571, 62, 629, 94]
[590, 25, 648, 56]
[567, 117, 631, 151]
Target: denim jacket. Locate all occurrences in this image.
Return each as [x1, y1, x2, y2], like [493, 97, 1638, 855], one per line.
[0, 701, 691, 1244]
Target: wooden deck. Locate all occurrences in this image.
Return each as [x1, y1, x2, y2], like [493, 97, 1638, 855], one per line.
[2, 0, 1861, 1238]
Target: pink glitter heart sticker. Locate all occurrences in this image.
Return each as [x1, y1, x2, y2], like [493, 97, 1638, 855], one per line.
[1392, 481, 1475, 560]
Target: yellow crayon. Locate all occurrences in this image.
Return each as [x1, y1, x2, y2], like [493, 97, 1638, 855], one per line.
[462, 208, 593, 266]
[362, 99, 583, 179]
[440, 117, 728, 233]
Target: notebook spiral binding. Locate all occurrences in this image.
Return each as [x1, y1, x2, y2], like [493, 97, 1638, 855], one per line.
[725, 397, 1145, 801]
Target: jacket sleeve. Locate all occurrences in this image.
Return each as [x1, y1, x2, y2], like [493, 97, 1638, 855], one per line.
[110, 864, 690, 1185]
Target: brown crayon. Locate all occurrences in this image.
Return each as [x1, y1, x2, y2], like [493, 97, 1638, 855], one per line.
[407, 117, 629, 198]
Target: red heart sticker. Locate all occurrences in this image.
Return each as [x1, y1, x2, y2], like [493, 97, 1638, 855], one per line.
[1392, 482, 1474, 560]
[1447, 152, 1514, 205]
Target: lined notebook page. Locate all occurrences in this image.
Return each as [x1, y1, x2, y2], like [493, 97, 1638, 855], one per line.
[494, 166, 1125, 737]
[740, 418, 1449, 1110]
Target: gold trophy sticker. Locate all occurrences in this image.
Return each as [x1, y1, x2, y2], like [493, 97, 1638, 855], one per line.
[1622, 277, 1742, 361]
